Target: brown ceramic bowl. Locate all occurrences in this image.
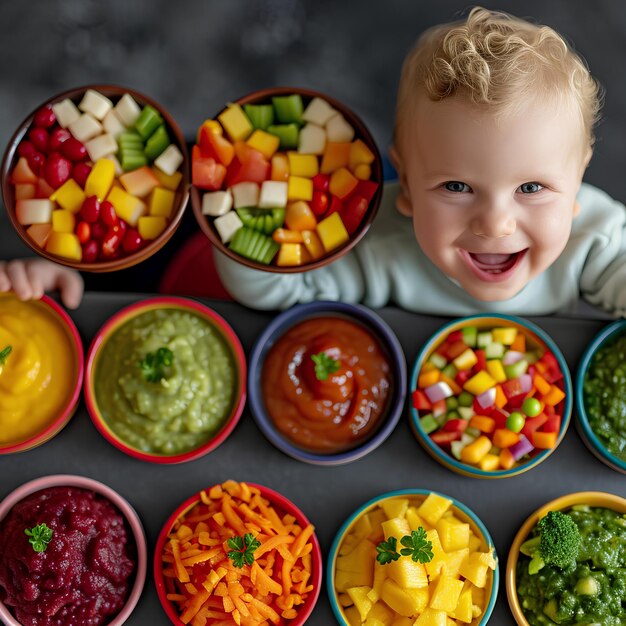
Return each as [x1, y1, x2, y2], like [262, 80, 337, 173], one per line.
[191, 86, 383, 273]
[1, 84, 190, 272]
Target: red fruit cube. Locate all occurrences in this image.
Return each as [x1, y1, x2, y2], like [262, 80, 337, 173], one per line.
[412, 389, 432, 411]
[122, 228, 144, 253]
[82, 239, 99, 263]
[28, 127, 49, 154]
[502, 378, 523, 399]
[352, 179, 378, 203]
[431, 430, 461, 447]
[73, 162, 92, 188]
[49, 127, 71, 151]
[33, 105, 56, 129]
[447, 330, 464, 343]
[323, 195, 343, 219]
[543, 415, 561, 433]
[442, 419, 468, 433]
[43, 152, 72, 189]
[339, 195, 368, 235]
[312, 173, 330, 192]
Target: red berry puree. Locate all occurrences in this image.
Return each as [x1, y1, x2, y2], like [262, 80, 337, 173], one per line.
[0, 487, 136, 626]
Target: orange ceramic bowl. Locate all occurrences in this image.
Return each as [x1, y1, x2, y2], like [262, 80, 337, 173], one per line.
[191, 86, 383, 273]
[506, 491, 626, 625]
[0, 293, 83, 454]
[1, 84, 190, 272]
[154, 480, 322, 625]
[84, 296, 246, 463]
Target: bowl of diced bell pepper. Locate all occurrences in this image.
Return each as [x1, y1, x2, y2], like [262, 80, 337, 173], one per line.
[190, 87, 383, 272]
[1, 84, 189, 271]
[409, 314, 572, 478]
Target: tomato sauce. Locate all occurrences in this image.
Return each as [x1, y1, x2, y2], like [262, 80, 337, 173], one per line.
[262, 316, 392, 453]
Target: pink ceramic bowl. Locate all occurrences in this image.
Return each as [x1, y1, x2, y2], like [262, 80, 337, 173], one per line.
[84, 296, 247, 464]
[0, 474, 147, 626]
[154, 480, 322, 625]
[0, 293, 84, 455]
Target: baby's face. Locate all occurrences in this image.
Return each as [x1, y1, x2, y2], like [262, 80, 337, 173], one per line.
[394, 95, 588, 301]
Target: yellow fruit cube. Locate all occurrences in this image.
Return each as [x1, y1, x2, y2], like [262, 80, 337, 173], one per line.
[336, 569, 374, 593]
[287, 175, 313, 201]
[246, 129, 280, 159]
[460, 436, 492, 465]
[367, 561, 387, 603]
[149, 187, 175, 218]
[218, 104, 253, 142]
[107, 187, 147, 227]
[413, 608, 447, 626]
[152, 167, 183, 191]
[285, 201, 317, 231]
[492, 327, 517, 345]
[50, 178, 85, 213]
[329, 166, 358, 199]
[417, 493, 452, 526]
[276, 243, 304, 266]
[381, 498, 409, 521]
[452, 348, 478, 371]
[429, 576, 464, 613]
[391, 618, 414, 626]
[366, 602, 394, 625]
[382, 517, 411, 541]
[321, 141, 351, 174]
[479, 453, 500, 471]
[46, 232, 82, 261]
[346, 586, 373, 622]
[271, 153, 289, 181]
[363, 617, 385, 626]
[354, 163, 372, 180]
[317, 212, 349, 252]
[302, 230, 325, 259]
[287, 152, 319, 178]
[51, 209, 76, 234]
[450, 589, 473, 623]
[389, 557, 428, 589]
[486, 359, 507, 383]
[336, 539, 376, 577]
[353, 513, 375, 541]
[458, 553, 490, 588]
[440, 548, 469, 579]
[349, 138, 375, 170]
[138, 216, 167, 240]
[406, 507, 428, 532]
[344, 605, 362, 626]
[85, 158, 116, 201]
[381, 579, 429, 617]
[436, 518, 470, 552]
[468, 534, 482, 552]
[463, 370, 496, 395]
[367, 508, 387, 542]
[119, 166, 161, 198]
[424, 530, 446, 580]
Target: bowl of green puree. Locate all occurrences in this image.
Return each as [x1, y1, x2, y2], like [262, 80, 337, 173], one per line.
[507, 491, 626, 626]
[576, 319, 626, 473]
[84, 296, 246, 463]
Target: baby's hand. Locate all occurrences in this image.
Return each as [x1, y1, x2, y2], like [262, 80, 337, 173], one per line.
[0, 259, 84, 309]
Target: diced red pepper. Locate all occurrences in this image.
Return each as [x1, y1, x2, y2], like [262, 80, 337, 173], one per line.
[198, 126, 235, 166]
[540, 352, 559, 371]
[475, 349, 487, 371]
[312, 173, 330, 192]
[339, 195, 368, 235]
[521, 414, 548, 440]
[351, 179, 378, 203]
[435, 340, 450, 357]
[323, 195, 343, 219]
[224, 156, 269, 187]
[455, 369, 471, 386]
[192, 150, 227, 191]
[431, 430, 461, 447]
[502, 378, 523, 399]
[490, 409, 508, 429]
[506, 393, 527, 410]
[543, 415, 561, 433]
[544, 367, 564, 384]
[447, 330, 463, 343]
[412, 390, 432, 411]
[446, 340, 467, 360]
[543, 403, 556, 416]
[442, 419, 468, 433]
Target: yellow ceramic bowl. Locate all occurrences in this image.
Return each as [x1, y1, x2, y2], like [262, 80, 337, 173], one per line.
[506, 491, 626, 625]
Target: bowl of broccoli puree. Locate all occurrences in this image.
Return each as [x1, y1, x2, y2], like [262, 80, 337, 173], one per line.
[507, 491, 626, 626]
[85, 297, 247, 463]
[576, 320, 626, 473]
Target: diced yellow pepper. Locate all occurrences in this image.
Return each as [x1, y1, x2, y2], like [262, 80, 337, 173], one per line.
[492, 327, 518, 345]
[276, 243, 303, 266]
[51, 209, 76, 233]
[152, 167, 183, 191]
[285, 201, 317, 231]
[49, 178, 85, 213]
[107, 187, 147, 227]
[138, 215, 167, 240]
[349, 138, 375, 170]
[271, 153, 289, 181]
[329, 167, 358, 199]
[478, 453, 500, 471]
[85, 158, 116, 201]
[316, 212, 349, 252]
[301, 230, 324, 259]
[46, 232, 82, 261]
[218, 104, 253, 142]
[354, 163, 372, 180]
[287, 176, 313, 201]
[452, 348, 477, 371]
[287, 152, 318, 178]
[486, 359, 507, 383]
[149, 187, 175, 218]
[460, 436, 492, 465]
[463, 370, 496, 395]
[321, 142, 351, 174]
[246, 129, 280, 159]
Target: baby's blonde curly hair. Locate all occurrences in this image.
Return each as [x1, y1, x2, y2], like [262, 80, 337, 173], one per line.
[395, 6, 602, 153]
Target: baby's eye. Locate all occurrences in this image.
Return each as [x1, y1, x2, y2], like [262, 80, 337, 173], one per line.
[518, 182, 544, 194]
[443, 181, 471, 193]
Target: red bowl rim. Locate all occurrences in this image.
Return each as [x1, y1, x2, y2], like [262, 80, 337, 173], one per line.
[83, 296, 247, 463]
[1, 83, 190, 273]
[190, 85, 384, 273]
[153, 481, 323, 626]
[0, 294, 84, 454]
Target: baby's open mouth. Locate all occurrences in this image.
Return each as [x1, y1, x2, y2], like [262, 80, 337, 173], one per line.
[468, 250, 526, 274]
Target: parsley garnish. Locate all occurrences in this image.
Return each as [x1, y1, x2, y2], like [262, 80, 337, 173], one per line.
[227, 533, 261, 568]
[311, 352, 340, 381]
[376, 527, 433, 565]
[0, 345, 12, 365]
[139, 347, 174, 382]
[25, 523, 53, 553]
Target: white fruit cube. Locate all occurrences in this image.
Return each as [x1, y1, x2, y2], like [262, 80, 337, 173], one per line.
[326, 113, 355, 142]
[68, 113, 103, 143]
[115, 93, 142, 127]
[102, 109, 127, 137]
[154, 144, 183, 176]
[15, 199, 54, 225]
[202, 190, 233, 216]
[259, 180, 288, 208]
[214, 211, 243, 243]
[78, 89, 113, 120]
[230, 182, 259, 209]
[298, 123, 326, 155]
[85, 133, 118, 161]
[103, 154, 123, 176]
[51, 98, 81, 128]
[302, 97, 337, 126]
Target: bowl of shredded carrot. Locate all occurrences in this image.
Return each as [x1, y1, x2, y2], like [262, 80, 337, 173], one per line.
[154, 479, 322, 626]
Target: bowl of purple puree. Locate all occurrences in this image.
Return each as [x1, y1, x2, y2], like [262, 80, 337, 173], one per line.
[0, 474, 147, 626]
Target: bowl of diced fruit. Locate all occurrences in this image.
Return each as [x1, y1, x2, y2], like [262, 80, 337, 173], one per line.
[409, 314, 572, 478]
[1, 85, 189, 271]
[190, 87, 383, 272]
[328, 489, 498, 625]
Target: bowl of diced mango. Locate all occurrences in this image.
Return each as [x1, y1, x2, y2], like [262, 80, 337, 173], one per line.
[328, 489, 499, 625]
[190, 87, 384, 272]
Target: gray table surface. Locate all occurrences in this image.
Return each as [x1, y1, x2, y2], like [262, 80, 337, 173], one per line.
[1, 292, 623, 626]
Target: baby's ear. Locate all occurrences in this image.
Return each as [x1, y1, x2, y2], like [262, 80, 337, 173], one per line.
[389, 145, 413, 217]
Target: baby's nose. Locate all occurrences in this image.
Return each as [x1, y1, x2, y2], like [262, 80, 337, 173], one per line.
[470, 205, 516, 238]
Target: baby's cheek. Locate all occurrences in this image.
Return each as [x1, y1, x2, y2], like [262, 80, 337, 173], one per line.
[527, 211, 573, 263]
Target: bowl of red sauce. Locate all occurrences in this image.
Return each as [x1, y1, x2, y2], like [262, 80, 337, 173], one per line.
[0, 474, 147, 626]
[248, 301, 406, 464]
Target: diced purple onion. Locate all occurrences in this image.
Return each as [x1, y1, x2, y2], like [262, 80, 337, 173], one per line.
[519, 374, 532, 393]
[509, 434, 534, 460]
[502, 350, 525, 365]
[476, 387, 496, 409]
[425, 381, 453, 403]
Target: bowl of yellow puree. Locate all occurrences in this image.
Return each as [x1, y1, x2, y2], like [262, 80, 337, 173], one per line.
[0, 293, 84, 454]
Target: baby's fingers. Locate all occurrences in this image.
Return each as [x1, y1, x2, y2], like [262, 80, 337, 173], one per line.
[5, 260, 33, 300]
[0, 262, 11, 292]
[57, 269, 84, 309]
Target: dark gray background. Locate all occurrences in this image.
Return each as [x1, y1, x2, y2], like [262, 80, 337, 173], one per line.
[2, 0, 626, 292]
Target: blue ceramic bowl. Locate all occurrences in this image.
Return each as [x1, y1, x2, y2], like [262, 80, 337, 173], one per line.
[575, 319, 626, 473]
[247, 301, 406, 465]
[410, 314, 572, 479]
[327, 488, 499, 625]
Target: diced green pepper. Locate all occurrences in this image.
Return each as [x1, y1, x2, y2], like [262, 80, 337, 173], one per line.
[244, 104, 275, 130]
[135, 105, 163, 141]
[271, 94, 304, 124]
[462, 326, 478, 347]
[267, 124, 299, 149]
[144, 125, 170, 161]
[420, 414, 438, 435]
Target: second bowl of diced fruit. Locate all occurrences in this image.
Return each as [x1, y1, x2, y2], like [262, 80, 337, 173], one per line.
[409, 314, 572, 478]
[1, 85, 189, 271]
[190, 87, 383, 272]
